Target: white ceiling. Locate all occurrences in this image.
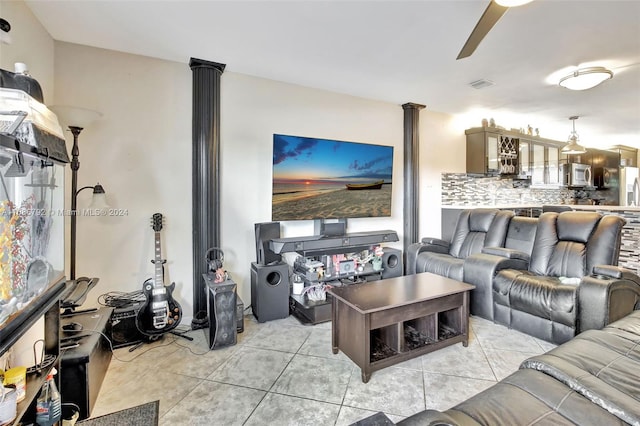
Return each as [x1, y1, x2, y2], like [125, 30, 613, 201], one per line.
[24, 0, 640, 149]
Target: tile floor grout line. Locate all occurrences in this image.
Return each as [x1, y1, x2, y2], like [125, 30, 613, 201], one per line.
[156, 377, 207, 424]
[334, 364, 357, 425]
[241, 330, 315, 425]
[421, 351, 428, 413]
[472, 322, 500, 382]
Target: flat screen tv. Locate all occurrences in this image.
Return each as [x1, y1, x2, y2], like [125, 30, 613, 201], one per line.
[272, 134, 393, 221]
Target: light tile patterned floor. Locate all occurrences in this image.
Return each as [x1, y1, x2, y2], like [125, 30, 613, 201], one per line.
[91, 314, 554, 425]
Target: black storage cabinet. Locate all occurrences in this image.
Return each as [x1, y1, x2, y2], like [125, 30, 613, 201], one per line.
[60, 307, 113, 420]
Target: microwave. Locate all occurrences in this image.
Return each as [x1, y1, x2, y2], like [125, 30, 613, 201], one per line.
[561, 163, 592, 187]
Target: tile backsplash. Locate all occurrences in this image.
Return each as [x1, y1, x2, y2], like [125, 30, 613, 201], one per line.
[441, 173, 574, 206]
[442, 174, 619, 206]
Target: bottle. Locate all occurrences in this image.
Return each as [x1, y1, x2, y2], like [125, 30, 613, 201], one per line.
[35, 369, 61, 426]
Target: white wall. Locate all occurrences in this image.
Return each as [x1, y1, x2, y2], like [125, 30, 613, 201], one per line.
[53, 42, 193, 314]
[52, 42, 462, 321]
[418, 110, 466, 239]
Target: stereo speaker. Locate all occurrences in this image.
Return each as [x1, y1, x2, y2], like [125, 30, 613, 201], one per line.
[207, 279, 237, 349]
[110, 304, 144, 349]
[251, 262, 290, 322]
[254, 222, 282, 265]
[381, 247, 403, 279]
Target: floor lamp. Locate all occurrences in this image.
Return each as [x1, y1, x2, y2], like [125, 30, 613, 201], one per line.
[51, 106, 103, 280]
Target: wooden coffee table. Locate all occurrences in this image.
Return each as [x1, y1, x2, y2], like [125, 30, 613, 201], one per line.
[328, 272, 475, 383]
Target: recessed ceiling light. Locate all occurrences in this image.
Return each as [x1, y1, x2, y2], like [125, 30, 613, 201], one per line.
[559, 67, 613, 91]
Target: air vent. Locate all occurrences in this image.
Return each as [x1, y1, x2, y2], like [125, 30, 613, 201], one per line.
[469, 79, 495, 89]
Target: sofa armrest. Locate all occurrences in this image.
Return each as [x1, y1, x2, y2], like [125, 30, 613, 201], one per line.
[481, 247, 530, 262]
[397, 409, 479, 426]
[592, 265, 640, 283]
[421, 237, 450, 249]
[463, 253, 529, 320]
[578, 266, 640, 333]
[406, 238, 450, 275]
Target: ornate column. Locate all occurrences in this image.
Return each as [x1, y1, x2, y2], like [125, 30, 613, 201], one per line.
[190, 58, 225, 324]
[402, 102, 425, 273]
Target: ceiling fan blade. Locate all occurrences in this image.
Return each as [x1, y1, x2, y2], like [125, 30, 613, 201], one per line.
[457, 1, 509, 60]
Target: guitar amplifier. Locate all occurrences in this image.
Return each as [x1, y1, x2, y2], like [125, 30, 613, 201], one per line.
[110, 303, 145, 349]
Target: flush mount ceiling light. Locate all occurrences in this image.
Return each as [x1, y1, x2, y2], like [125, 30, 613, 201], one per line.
[561, 116, 587, 155]
[558, 67, 613, 91]
[495, 0, 534, 6]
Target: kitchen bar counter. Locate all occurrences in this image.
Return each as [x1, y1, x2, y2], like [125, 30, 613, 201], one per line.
[441, 205, 640, 273]
[443, 204, 640, 211]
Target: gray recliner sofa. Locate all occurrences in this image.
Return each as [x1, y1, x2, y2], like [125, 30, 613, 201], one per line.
[491, 211, 635, 344]
[408, 210, 640, 345]
[405, 208, 513, 280]
[398, 310, 640, 425]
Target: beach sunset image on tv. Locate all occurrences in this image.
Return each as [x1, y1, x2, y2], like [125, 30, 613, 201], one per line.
[272, 134, 393, 221]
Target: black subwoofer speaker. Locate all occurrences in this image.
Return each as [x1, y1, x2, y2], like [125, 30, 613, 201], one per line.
[381, 247, 403, 279]
[206, 279, 237, 349]
[250, 262, 290, 322]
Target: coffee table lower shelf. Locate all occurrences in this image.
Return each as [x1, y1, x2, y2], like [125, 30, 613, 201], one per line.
[329, 274, 474, 383]
[367, 333, 467, 374]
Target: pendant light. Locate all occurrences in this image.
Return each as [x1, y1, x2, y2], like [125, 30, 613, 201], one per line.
[561, 116, 587, 155]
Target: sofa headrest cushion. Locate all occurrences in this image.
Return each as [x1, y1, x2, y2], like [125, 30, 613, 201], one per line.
[469, 208, 498, 233]
[556, 211, 602, 243]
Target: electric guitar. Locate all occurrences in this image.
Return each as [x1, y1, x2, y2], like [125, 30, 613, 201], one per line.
[136, 213, 182, 335]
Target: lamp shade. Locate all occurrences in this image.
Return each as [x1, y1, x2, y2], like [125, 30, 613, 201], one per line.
[87, 184, 109, 210]
[49, 105, 102, 129]
[558, 67, 613, 91]
[561, 116, 587, 155]
[561, 139, 587, 155]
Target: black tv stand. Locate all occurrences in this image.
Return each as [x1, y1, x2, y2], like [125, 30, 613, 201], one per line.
[269, 229, 398, 257]
[270, 230, 400, 324]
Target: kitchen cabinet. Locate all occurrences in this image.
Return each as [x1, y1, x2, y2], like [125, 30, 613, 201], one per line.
[607, 145, 637, 167]
[519, 140, 530, 177]
[466, 127, 564, 181]
[466, 128, 519, 176]
[548, 147, 560, 184]
[518, 138, 562, 185]
[466, 128, 502, 175]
